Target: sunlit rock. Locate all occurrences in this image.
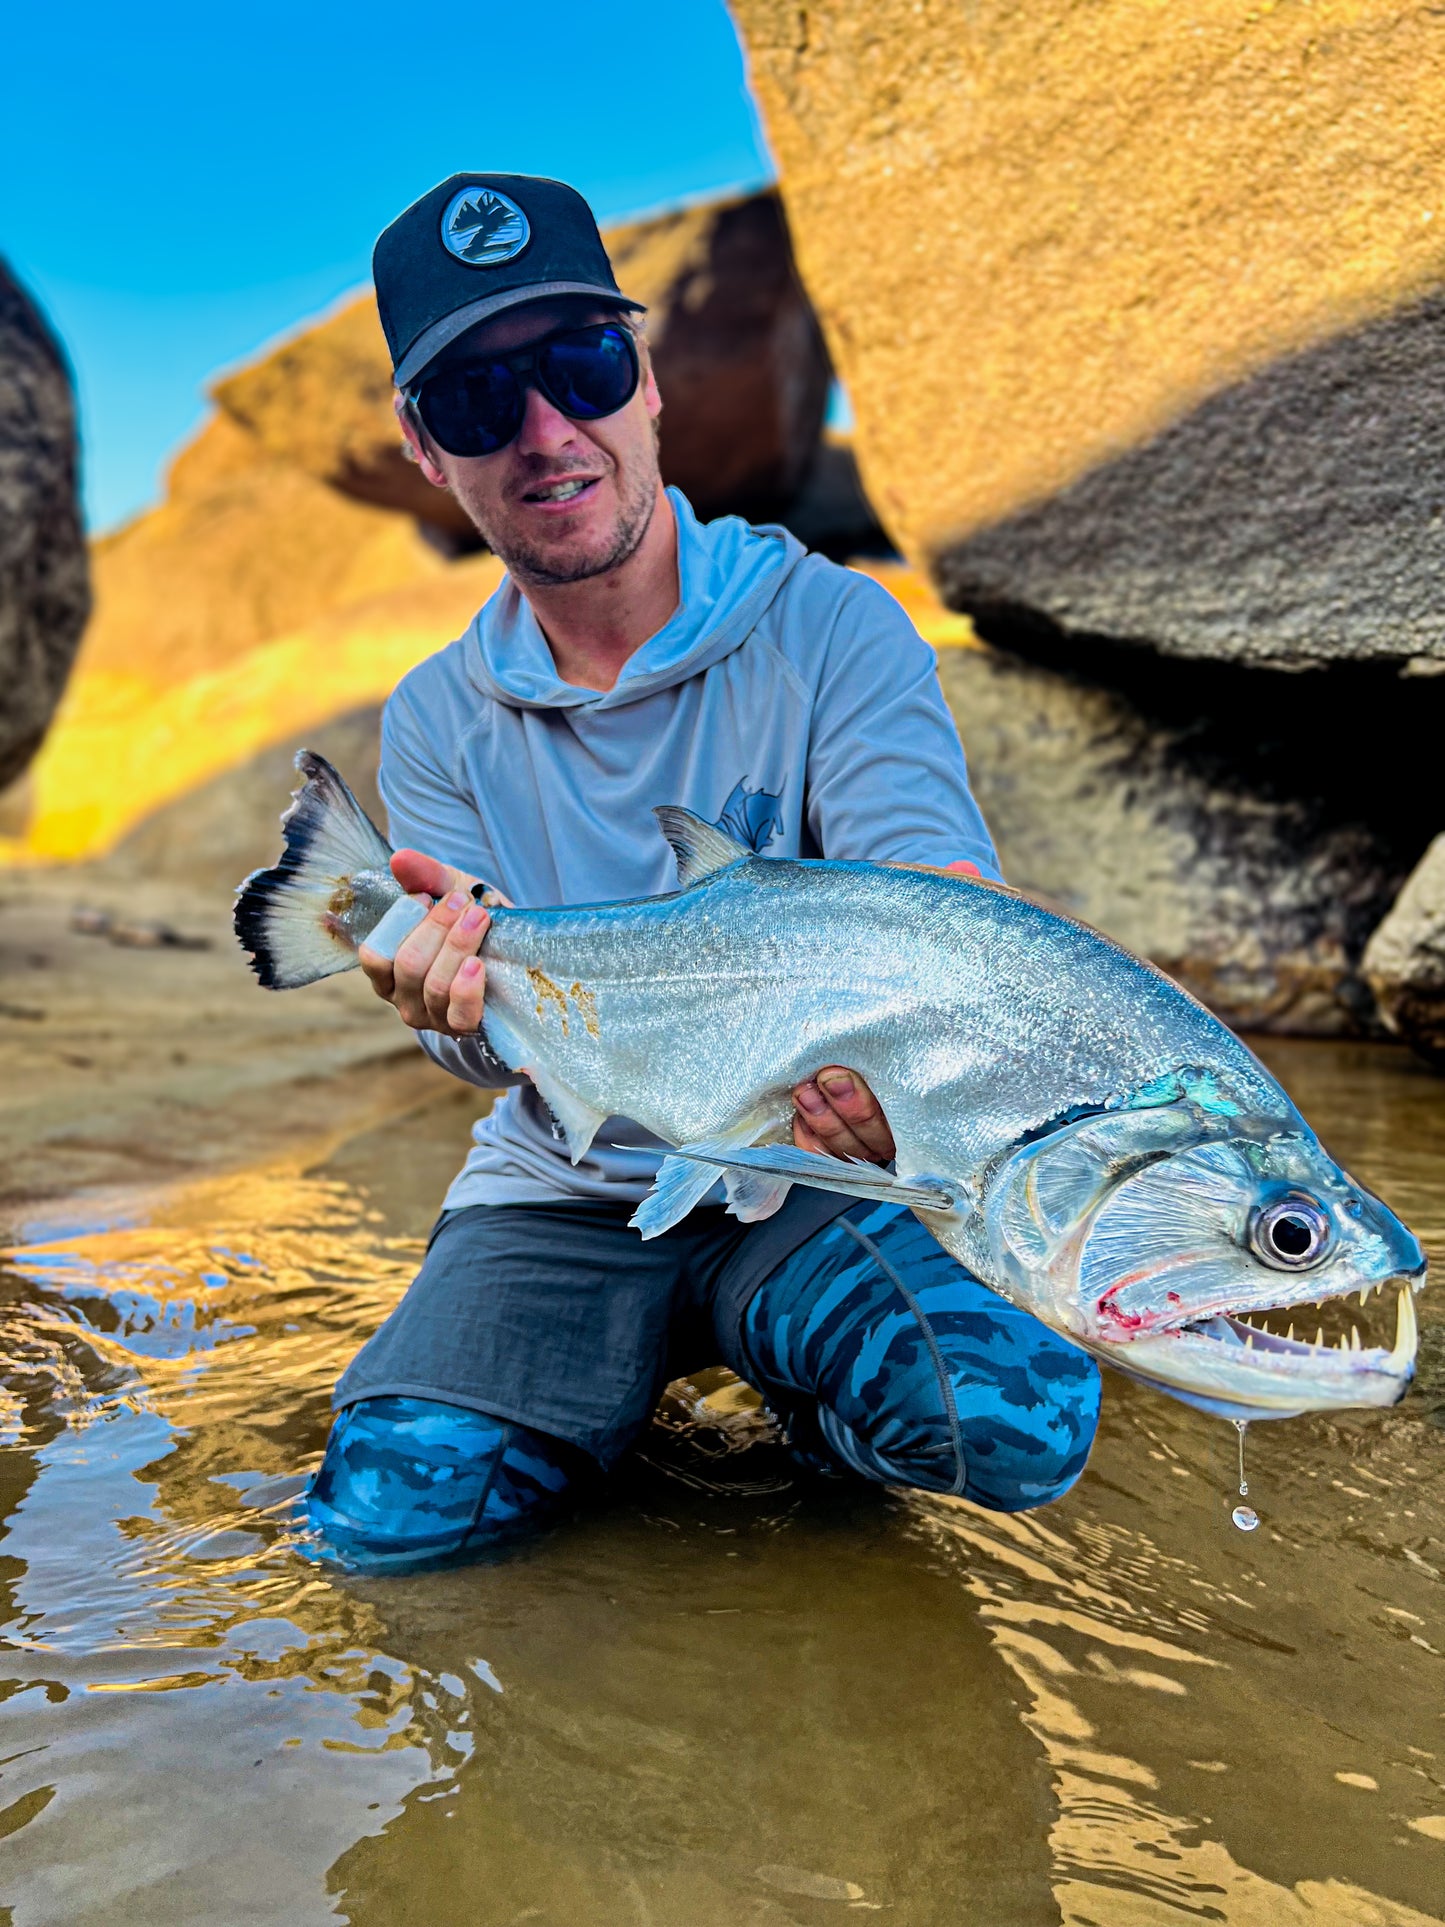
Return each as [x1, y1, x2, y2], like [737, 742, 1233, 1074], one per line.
[732, 0, 1445, 666]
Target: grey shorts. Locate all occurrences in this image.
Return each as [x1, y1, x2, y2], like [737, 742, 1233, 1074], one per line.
[333, 1187, 853, 1466]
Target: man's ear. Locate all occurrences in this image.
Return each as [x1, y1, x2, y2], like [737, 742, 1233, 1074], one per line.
[639, 343, 663, 421]
[393, 390, 451, 489]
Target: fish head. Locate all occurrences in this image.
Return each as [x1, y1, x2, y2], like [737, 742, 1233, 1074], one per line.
[982, 1099, 1426, 1419]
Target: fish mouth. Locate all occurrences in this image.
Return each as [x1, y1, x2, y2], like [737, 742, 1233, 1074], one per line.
[1093, 1276, 1422, 1418]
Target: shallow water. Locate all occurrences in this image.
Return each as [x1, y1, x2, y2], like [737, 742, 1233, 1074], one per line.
[1, 1041, 1443, 1925]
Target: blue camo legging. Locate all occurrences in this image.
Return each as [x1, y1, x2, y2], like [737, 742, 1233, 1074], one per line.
[305, 1203, 1101, 1569]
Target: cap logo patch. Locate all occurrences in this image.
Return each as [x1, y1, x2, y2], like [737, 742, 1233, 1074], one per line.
[441, 186, 531, 267]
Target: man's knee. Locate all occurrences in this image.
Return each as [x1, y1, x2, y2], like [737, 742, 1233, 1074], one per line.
[818, 1328, 1102, 1513]
[305, 1393, 581, 1568]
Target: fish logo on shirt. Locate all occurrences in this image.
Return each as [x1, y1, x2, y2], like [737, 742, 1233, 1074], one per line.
[714, 778, 784, 853]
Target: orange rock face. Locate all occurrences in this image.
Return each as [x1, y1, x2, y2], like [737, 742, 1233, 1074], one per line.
[732, 0, 1445, 663]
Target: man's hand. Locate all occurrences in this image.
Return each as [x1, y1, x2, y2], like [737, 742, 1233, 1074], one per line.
[792, 1067, 896, 1165]
[358, 849, 496, 1039]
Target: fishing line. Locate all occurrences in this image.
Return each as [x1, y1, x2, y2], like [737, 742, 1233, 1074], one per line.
[836, 1216, 969, 1499]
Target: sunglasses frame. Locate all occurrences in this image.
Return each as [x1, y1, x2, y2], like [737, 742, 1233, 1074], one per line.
[406, 320, 641, 458]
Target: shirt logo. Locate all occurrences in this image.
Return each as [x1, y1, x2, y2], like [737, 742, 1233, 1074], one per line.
[715, 778, 784, 853]
[440, 186, 531, 267]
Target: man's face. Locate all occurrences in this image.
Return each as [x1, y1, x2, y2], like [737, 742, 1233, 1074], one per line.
[399, 300, 664, 588]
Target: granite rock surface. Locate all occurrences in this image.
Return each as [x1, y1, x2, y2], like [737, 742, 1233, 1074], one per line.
[0, 261, 90, 788]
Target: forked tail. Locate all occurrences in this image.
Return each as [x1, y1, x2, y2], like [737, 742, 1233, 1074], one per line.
[234, 750, 405, 989]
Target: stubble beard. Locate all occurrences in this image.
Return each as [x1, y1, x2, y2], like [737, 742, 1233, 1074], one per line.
[465, 455, 661, 590]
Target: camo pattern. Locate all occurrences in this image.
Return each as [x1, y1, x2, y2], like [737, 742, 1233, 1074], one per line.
[305, 1395, 580, 1569]
[742, 1202, 1101, 1511]
[307, 1201, 1101, 1567]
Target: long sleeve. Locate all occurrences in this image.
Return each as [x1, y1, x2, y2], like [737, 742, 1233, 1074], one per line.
[377, 685, 529, 1091]
[800, 573, 1001, 878]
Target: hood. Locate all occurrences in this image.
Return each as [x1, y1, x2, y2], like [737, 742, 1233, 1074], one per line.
[462, 489, 808, 712]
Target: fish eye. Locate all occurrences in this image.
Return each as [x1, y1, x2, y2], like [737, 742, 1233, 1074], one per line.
[1250, 1196, 1332, 1270]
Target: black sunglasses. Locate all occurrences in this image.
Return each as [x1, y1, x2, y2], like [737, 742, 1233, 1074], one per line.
[408, 321, 640, 458]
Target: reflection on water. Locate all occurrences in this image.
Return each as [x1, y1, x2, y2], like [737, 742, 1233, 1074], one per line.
[0, 1048, 1442, 1925]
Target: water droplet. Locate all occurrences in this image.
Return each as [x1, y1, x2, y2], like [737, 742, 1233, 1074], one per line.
[1232, 1505, 1260, 1531]
[1234, 1419, 1250, 1496]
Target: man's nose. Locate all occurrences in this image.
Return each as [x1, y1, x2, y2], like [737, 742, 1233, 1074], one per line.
[514, 382, 580, 457]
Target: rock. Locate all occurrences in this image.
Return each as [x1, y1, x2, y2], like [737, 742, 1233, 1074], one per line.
[101, 705, 384, 892]
[607, 190, 830, 519]
[935, 643, 1430, 1036]
[214, 189, 831, 533]
[733, 0, 1445, 665]
[85, 414, 447, 688]
[0, 260, 90, 788]
[1362, 837, 1445, 1062]
[212, 299, 479, 545]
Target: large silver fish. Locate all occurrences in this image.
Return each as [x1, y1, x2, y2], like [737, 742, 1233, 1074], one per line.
[236, 752, 1425, 1422]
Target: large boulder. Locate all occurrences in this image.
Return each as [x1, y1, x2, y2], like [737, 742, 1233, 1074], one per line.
[937, 645, 1419, 1036]
[0, 261, 89, 789]
[731, 0, 1445, 667]
[1362, 837, 1445, 1062]
[213, 189, 831, 536]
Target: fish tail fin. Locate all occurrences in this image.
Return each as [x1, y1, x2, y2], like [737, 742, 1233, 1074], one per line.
[234, 750, 398, 989]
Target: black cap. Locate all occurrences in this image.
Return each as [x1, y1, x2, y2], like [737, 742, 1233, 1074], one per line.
[373, 173, 645, 389]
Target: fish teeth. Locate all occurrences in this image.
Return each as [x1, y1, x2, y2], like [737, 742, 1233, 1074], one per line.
[1315, 1327, 1324, 1349]
[1391, 1282, 1418, 1366]
[1350, 1325, 1361, 1351]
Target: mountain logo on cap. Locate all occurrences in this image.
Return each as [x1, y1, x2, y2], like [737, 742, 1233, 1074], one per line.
[441, 186, 531, 268]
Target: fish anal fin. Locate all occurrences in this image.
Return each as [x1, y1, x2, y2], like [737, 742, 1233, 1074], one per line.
[630, 1156, 722, 1240]
[653, 806, 751, 889]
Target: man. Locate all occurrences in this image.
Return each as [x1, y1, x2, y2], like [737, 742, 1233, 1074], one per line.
[305, 174, 1099, 1568]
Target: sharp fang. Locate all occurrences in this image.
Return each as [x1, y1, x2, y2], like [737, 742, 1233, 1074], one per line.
[1359, 1288, 1369, 1306]
[1287, 1323, 1295, 1341]
[1391, 1282, 1418, 1365]
[1315, 1327, 1324, 1349]
[1244, 1331, 1255, 1349]
[1350, 1325, 1361, 1350]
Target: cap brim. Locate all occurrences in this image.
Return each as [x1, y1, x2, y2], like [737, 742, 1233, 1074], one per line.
[394, 282, 646, 387]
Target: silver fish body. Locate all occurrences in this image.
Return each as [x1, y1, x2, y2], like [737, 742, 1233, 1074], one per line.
[236, 756, 1426, 1422]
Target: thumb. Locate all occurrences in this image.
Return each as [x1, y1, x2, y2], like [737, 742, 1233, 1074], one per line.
[391, 848, 465, 898]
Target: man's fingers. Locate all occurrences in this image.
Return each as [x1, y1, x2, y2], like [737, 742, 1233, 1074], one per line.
[446, 954, 486, 1034]
[392, 848, 470, 900]
[421, 903, 489, 1028]
[792, 1067, 897, 1165]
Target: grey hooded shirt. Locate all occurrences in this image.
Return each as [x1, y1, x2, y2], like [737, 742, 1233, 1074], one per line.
[378, 488, 1000, 1211]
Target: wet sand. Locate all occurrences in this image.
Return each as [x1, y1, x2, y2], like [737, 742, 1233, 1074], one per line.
[0, 877, 1443, 1924]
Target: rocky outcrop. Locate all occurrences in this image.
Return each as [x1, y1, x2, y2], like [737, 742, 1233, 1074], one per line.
[1363, 838, 1445, 1062]
[0, 261, 90, 789]
[214, 188, 831, 540]
[607, 191, 830, 520]
[936, 644, 1429, 1036]
[732, 0, 1445, 667]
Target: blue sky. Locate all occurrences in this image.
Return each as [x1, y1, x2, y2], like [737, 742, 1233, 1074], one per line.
[0, 1, 772, 532]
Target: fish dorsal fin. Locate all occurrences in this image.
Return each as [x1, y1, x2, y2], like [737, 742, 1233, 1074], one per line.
[652, 806, 751, 889]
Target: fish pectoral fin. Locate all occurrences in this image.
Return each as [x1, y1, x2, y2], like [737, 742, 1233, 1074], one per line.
[673, 1142, 960, 1212]
[630, 1155, 725, 1240]
[724, 1166, 792, 1224]
[652, 806, 751, 888]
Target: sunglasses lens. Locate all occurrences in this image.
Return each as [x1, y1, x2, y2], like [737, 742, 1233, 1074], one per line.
[415, 358, 522, 456]
[537, 324, 639, 420]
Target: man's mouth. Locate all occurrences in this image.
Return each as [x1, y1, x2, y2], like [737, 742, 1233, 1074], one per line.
[520, 476, 602, 506]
